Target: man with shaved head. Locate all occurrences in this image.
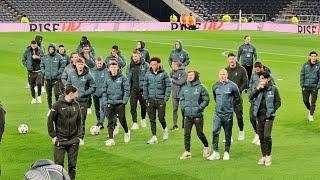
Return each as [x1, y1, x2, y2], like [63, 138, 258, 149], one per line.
[207, 69, 240, 161]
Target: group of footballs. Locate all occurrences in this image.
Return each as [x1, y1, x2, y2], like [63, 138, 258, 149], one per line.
[18, 124, 100, 135]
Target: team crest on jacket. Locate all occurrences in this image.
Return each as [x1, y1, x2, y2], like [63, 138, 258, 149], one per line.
[179, 54, 184, 58]
[194, 88, 199, 94]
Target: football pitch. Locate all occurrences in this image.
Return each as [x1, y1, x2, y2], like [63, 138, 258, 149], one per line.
[0, 30, 320, 179]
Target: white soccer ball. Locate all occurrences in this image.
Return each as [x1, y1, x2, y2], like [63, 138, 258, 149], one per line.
[90, 125, 100, 135]
[18, 124, 29, 134]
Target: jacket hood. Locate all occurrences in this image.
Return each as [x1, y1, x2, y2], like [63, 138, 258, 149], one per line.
[175, 40, 183, 51]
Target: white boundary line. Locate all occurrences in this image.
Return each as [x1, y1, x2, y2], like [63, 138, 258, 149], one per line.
[141, 41, 307, 62]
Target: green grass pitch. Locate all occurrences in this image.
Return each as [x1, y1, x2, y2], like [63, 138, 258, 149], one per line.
[0, 31, 320, 179]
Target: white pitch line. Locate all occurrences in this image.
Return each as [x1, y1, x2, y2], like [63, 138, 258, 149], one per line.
[143, 40, 307, 59]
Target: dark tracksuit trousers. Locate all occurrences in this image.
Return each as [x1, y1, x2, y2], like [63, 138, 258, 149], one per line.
[212, 113, 233, 153]
[243, 65, 253, 84]
[302, 87, 318, 115]
[147, 99, 167, 136]
[130, 88, 146, 123]
[106, 104, 128, 139]
[184, 116, 208, 151]
[45, 79, 59, 109]
[28, 71, 42, 98]
[249, 102, 257, 133]
[79, 101, 89, 139]
[0, 105, 5, 143]
[256, 92, 274, 156]
[93, 96, 106, 125]
[54, 142, 79, 180]
[235, 96, 244, 131]
[257, 114, 273, 156]
[173, 98, 184, 128]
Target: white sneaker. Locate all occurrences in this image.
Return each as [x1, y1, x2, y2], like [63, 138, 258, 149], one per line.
[79, 139, 85, 146]
[37, 96, 42, 104]
[163, 127, 169, 140]
[223, 151, 230, 160]
[180, 151, 192, 160]
[238, 131, 245, 141]
[105, 139, 115, 147]
[41, 86, 46, 93]
[223, 137, 233, 143]
[202, 147, 210, 158]
[308, 115, 314, 122]
[252, 134, 259, 144]
[147, 136, 158, 144]
[255, 139, 261, 146]
[265, 156, 272, 166]
[47, 109, 51, 117]
[141, 119, 147, 128]
[131, 123, 139, 130]
[31, 98, 37, 104]
[124, 130, 131, 143]
[257, 156, 265, 165]
[207, 151, 220, 161]
[113, 124, 119, 137]
[87, 108, 92, 115]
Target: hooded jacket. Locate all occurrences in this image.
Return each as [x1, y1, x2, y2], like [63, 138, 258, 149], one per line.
[58, 51, 70, 67]
[66, 66, 96, 102]
[170, 66, 187, 98]
[137, 41, 150, 63]
[40, 44, 65, 80]
[250, 83, 281, 119]
[300, 60, 320, 88]
[101, 70, 130, 105]
[92, 63, 109, 97]
[168, 40, 190, 67]
[180, 79, 209, 118]
[143, 66, 172, 101]
[47, 96, 82, 145]
[126, 58, 149, 91]
[22, 46, 42, 72]
[61, 63, 76, 85]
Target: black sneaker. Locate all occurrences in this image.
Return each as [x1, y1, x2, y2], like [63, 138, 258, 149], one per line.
[97, 123, 104, 130]
[171, 125, 179, 131]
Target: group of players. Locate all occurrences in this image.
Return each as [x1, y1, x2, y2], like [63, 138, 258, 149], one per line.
[21, 34, 319, 179]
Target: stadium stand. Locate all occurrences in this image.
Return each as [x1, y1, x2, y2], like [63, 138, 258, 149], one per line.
[2, 0, 137, 22]
[287, 0, 320, 15]
[179, 0, 292, 21]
